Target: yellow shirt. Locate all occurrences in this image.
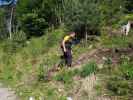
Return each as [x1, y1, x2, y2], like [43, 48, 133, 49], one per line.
[63, 36, 71, 41]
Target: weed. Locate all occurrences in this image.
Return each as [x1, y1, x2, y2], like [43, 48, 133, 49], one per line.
[107, 79, 130, 96]
[80, 62, 97, 78]
[120, 62, 133, 80]
[54, 69, 74, 84]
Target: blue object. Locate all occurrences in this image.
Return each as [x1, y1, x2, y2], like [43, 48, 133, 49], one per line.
[0, 0, 18, 6]
[72, 39, 80, 45]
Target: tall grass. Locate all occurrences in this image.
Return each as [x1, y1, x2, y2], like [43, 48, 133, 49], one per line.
[101, 31, 133, 48]
[98, 55, 133, 100]
[0, 29, 66, 99]
[80, 62, 97, 78]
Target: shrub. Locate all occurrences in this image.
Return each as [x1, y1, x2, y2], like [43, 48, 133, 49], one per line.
[104, 57, 112, 65]
[21, 13, 48, 37]
[102, 58, 133, 99]
[12, 30, 27, 42]
[37, 63, 49, 81]
[80, 62, 97, 78]
[107, 80, 130, 96]
[2, 40, 25, 54]
[54, 69, 74, 84]
[120, 62, 133, 80]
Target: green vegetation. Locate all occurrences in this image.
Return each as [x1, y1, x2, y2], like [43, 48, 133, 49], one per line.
[0, 29, 65, 99]
[0, 28, 98, 99]
[1, 0, 132, 39]
[101, 32, 133, 48]
[80, 62, 97, 78]
[0, 0, 132, 99]
[98, 54, 133, 100]
[55, 62, 97, 86]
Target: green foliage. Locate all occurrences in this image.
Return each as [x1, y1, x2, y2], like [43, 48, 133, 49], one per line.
[107, 79, 130, 96]
[120, 57, 133, 80]
[0, 0, 132, 39]
[99, 0, 125, 26]
[119, 14, 133, 25]
[45, 29, 64, 47]
[2, 40, 24, 54]
[0, 29, 67, 99]
[54, 69, 75, 84]
[0, 0, 132, 99]
[16, 0, 60, 38]
[12, 30, 27, 42]
[104, 57, 112, 65]
[63, 0, 101, 34]
[101, 33, 133, 48]
[80, 62, 97, 78]
[21, 13, 48, 37]
[54, 61, 98, 86]
[0, 9, 8, 38]
[37, 63, 48, 81]
[100, 55, 133, 99]
[124, 0, 133, 13]
[124, 14, 133, 21]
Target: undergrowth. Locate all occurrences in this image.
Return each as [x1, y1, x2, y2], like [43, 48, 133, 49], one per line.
[98, 54, 133, 100]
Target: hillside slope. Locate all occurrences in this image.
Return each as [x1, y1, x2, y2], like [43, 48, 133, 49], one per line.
[0, 29, 132, 100]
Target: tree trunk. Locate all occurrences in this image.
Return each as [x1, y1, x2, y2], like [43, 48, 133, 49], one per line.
[6, 7, 14, 39]
[85, 25, 88, 43]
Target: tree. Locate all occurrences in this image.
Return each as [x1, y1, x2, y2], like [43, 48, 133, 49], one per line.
[124, 0, 133, 13]
[0, 9, 7, 38]
[0, 0, 18, 39]
[99, 0, 125, 26]
[62, 0, 101, 39]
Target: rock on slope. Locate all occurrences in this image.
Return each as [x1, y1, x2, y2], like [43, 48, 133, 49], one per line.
[0, 84, 18, 100]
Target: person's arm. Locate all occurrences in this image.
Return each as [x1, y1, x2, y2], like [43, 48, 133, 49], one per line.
[62, 39, 67, 52]
[62, 36, 70, 52]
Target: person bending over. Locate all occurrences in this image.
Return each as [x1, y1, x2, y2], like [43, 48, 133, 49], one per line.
[61, 32, 76, 67]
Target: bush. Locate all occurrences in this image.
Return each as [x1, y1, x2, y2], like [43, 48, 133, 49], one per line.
[107, 80, 130, 96]
[120, 62, 133, 80]
[54, 69, 75, 84]
[123, 14, 133, 22]
[21, 13, 48, 37]
[101, 56, 133, 99]
[12, 30, 27, 42]
[101, 34, 133, 48]
[37, 64, 48, 81]
[80, 62, 97, 78]
[2, 40, 25, 54]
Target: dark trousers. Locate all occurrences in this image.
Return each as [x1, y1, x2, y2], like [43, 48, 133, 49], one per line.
[60, 46, 72, 67]
[63, 49, 72, 66]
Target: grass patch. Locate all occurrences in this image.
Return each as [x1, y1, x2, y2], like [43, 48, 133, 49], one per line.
[54, 68, 78, 85]
[54, 61, 97, 84]
[80, 62, 97, 78]
[101, 32, 133, 48]
[98, 55, 133, 100]
[0, 28, 96, 99]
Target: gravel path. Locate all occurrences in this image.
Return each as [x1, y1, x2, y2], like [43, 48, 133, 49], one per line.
[0, 84, 19, 100]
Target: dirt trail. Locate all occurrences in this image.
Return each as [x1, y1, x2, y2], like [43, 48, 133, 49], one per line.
[73, 46, 133, 68]
[47, 45, 133, 77]
[0, 84, 19, 100]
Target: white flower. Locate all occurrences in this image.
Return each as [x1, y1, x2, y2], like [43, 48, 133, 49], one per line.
[29, 96, 35, 100]
[67, 97, 73, 100]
